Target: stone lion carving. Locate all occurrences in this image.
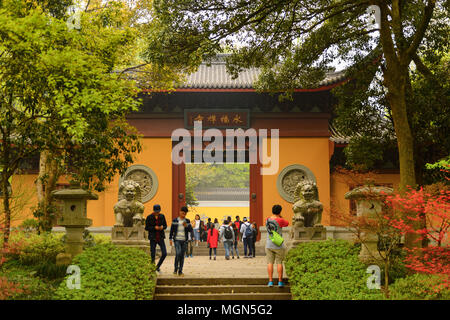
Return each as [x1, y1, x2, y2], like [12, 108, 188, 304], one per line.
[292, 180, 323, 229]
[114, 180, 145, 227]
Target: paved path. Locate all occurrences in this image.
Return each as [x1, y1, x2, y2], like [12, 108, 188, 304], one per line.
[157, 255, 288, 279]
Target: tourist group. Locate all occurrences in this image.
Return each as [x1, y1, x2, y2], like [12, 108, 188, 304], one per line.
[144, 204, 289, 287]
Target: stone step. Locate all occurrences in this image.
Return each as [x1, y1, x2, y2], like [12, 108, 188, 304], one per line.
[157, 277, 289, 286]
[155, 284, 291, 294]
[154, 277, 291, 300]
[154, 292, 291, 300]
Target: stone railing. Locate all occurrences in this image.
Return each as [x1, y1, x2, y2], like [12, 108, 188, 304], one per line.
[53, 225, 356, 253]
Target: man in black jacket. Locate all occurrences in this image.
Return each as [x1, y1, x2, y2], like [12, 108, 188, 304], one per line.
[145, 204, 167, 272]
[169, 206, 194, 276]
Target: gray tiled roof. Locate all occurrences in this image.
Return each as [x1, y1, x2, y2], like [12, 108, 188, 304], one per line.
[179, 54, 346, 89]
[329, 124, 352, 144]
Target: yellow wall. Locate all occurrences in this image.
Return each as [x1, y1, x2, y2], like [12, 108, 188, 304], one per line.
[261, 137, 331, 225]
[7, 138, 173, 227]
[7, 137, 401, 229]
[330, 172, 400, 226]
[87, 137, 173, 226]
[7, 174, 38, 227]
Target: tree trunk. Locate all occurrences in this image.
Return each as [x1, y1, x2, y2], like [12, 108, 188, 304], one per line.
[387, 89, 417, 191]
[36, 151, 60, 232]
[384, 257, 390, 298]
[2, 178, 11, 246]
[386, 79, 422, 249]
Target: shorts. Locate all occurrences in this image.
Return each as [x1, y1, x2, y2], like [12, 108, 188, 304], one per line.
[265, 247, 287, 264]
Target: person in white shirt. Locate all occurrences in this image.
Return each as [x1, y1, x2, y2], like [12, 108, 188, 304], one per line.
[192, 214, 202, 246]
[240, 217, 254, 258]
[169, 206, 194, 276]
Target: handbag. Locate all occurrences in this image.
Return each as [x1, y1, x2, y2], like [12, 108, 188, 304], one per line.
[266, 219, 284, 247]
[268, 230, 284, 247]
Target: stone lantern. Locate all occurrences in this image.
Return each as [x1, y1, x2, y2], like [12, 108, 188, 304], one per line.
[52, 182, 98, 263]
[345, 185, 393, 264]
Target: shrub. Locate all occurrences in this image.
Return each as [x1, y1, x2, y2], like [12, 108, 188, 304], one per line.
[18, 219, 39, 233]
[0, 276, 29, 300]
[18, 232, 65, 265]
[285, 239, 384, 300]
[60, 231, 111, 249]
[390, 273, 450, 300]
[0, 259, 61, 300]
[53, 243, 156, 300]
[1, 231, 64, 265]
[93, 234, 111, 245]
[35, 261, 68, 280]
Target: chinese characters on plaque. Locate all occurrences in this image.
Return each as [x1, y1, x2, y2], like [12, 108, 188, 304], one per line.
[184, 109, 250, 129]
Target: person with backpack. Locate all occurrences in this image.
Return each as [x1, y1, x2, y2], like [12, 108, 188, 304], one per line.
[251, 222, 258, 258]
[207, 223, 219, 260]
[144, 204, 168, 273]
[240, 217, 253, 258]
[265, 204, 289, 287]
[169, 206, 194, 276]
[230, 220, 240, 259]
[219, 219, 234, 260]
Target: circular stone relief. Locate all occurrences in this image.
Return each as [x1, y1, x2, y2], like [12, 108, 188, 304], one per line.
[119, 165, 158, 203]
[276, 164, 316, 203]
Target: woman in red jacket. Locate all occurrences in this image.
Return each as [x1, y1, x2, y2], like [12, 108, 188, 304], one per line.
[207, 225, 219, 260]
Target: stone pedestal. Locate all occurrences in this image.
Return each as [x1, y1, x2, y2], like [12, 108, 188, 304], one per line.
[288, 226, 326, 250]
[345, 185, 393, 264]
[52, 183, 97, 265]
[64, 226, 87, 257]
[111, 225, 150, 255]
[358, 232, 384, 264]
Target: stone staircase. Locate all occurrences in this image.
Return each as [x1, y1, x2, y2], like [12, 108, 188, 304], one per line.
[172, 241, 266, 256]
[154, 277, 291, 300]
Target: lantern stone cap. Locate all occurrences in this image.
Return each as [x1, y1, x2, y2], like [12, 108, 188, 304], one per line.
[345, 185, 393, 200]
[52, 185, 98, 200]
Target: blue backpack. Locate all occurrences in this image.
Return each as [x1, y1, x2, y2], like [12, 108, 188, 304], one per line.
[244, 223, 253, 238]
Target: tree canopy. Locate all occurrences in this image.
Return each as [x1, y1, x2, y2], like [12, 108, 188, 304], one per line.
[146, 0, 449, 192]
[0, 0, 180, 236]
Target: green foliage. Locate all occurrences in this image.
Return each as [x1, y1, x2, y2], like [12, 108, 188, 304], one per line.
[60, 230, 111, 248]
[92, 234, 112, 245]
[35, 261, 68, 280]
[18, 219, 40, 233]
[148, 0, 448, 190]
[390, 273, 450, 300]
[285, 240, 384, 300]
[17, 233, 65, 265]
[343, 136, 386, 170]
[32, 202, 59, 233]
[186, 163, 249, 207]
[426, 155, 450, 170]
[0, 259, 64, 300]
[53, 243, 156, 300]
[380, 249, 409, 285]
[186, 163, 249, 189]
